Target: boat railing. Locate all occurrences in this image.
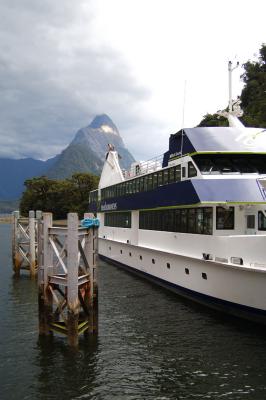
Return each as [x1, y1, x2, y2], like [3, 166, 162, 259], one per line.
[123, 153, 164, 180]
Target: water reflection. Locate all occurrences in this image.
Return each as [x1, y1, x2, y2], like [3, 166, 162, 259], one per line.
[34, 335, 98, 400]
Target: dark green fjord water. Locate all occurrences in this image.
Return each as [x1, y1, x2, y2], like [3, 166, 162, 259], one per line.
[1, 223, 266, 400]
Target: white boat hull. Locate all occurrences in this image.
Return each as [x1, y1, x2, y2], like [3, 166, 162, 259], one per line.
[99, 238, 266, 324]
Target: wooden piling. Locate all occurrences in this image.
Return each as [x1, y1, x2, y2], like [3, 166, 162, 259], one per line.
[12, 210, 39, 277]
[12, 211, 21, 275]
[29, 210, 36, 277]
[37, 212, 99, 347]
[38, 213, 53, 336]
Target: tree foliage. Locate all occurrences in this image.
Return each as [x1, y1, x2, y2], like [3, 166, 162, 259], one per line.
[197, 113, 228, 127]
[240, 44, 266, 127]
[198, 43, 266, 127]
[20, 172, 99, 219]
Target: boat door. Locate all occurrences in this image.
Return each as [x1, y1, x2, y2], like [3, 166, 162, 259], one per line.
[245, 213, 256, 235]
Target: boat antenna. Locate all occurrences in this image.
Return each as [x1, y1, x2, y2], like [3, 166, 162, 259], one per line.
[218, 60, 243, 128]
[228, 60, 239, 113]
[180, 80, 187, 156]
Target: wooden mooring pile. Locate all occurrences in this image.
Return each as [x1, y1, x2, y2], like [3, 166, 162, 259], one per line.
[12, 210, 41, 277]
[12, 211, 99, 347]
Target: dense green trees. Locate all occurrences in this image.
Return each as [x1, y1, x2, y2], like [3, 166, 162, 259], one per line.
[240, 45, 266, 127]
[20, 172, 99, 219]
[198, 44, 266, 127]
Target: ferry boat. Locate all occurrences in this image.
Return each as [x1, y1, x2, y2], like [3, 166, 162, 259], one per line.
[88, 64, 266, 324]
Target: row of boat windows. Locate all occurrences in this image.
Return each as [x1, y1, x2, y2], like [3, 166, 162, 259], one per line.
[193, 154, 266, 174]
[139, 207, 234, 234]
[99, 162, 197, 201]
[139, 208, 213, 234]
[103, 207, 234, 233]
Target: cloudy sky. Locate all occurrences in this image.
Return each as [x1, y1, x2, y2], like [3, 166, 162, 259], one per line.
[0, 0, 265, 161]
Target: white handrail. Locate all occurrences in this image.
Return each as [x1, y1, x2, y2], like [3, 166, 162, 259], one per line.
[123, 153, 164, 180]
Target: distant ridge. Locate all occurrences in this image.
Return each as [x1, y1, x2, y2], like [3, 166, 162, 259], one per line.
[0, 114, 135, 203]
[0, 157, 56, 200]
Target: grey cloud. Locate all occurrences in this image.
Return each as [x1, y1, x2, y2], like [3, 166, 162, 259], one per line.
[0, 0, 150, 160]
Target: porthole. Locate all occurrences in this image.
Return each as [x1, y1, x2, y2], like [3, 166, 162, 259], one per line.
[185, 268, 189, 275]
[139, 255, 142, 260]
[120, 250, 123, 254]
[202, 272, 207, 280]
[167, 263, 170, 269]
[152, 259, 155, 264]
[129, 252, 132, 257]
[109, 246, 111, 251]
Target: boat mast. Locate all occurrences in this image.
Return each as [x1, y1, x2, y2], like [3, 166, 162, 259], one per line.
[218, 60, 244, 128]
[228, 60, 239, 113]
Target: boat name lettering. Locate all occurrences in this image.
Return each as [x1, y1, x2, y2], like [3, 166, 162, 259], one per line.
[235, 130, 266, 148]
[169, 151, 181, 159]
[101, 202, 117, 211]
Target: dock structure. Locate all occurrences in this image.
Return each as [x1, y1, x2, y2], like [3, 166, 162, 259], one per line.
[38, 212, 98, 347]
[12, 210, 41, 277]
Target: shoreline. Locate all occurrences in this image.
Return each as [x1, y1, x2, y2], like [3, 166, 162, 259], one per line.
[0, 216, 12, 224]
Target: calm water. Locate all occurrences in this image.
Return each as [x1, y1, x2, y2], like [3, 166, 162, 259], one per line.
[1, 224, 266, 399]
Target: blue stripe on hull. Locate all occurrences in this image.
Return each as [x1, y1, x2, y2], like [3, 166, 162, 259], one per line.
[100, 254, 266, 325]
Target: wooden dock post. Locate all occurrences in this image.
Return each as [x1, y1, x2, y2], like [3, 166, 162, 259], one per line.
[29, 210, 36, 277]
[12, 211, 20, 275]
[38, 213, 53, 336]
[67, 213, 79, 347]
[83, 213, 98, 335]
[38, 212, 99, 347]
[12, 210, 38, 277]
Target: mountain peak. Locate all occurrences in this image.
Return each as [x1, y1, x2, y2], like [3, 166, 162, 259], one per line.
[89, 114, 119, 135]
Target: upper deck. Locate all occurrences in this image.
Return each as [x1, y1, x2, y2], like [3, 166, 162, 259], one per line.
[89, 126, 266, 213]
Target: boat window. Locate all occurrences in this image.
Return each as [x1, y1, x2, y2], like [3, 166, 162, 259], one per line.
[214, 158, 238, 173]
[143, 176, 148, 191]
[104, 212, 131, 228]
[139, 207, 213, 235]
[203, 207, 213, 234]
[147, 174, 153, 190]
[188, 162, 197, 178]
[175, 165, 181, 181]
[231, 158, 257, 173]
[250, 158, 266, 174]
[169, 167, 175, 183]
[258, 211, 266, 230]
[187, 209, 195, 233]
[247, 215, 255, 229]
[158, 170, 163, 186]
[163, 169, 169, 185]
[153, 173, 158, 189]
[122, 182, 126, 196]
[194, 157, 220, 174]
[216, 206, 234, 230]
[131, 180, 136, 194]
[182, 166, 186, 178]
[140, 177, 144, 192]
[135, 179, 139, 193]
[180, 209, 188, 232]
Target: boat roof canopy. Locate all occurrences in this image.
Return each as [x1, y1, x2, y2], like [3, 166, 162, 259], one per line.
[163, 127, 266, 167]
